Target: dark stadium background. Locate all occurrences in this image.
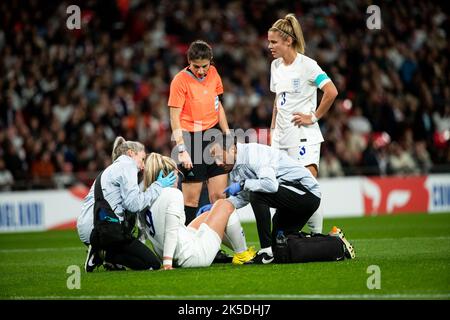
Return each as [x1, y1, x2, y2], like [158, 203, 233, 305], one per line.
[0, 0, 449, 191]
[1, 1, 450, 305]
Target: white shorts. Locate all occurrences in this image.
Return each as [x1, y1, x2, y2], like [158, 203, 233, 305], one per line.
[283, 143, 321, 169]
[77, 220, 93, 245]
[76, 210, 94, 244]
[175, 223, 222, 268]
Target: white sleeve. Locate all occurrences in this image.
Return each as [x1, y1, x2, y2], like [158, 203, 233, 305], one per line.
[163, 190, 184, 263]
[243, 165, 279, 193]
[119, 164, 162, 213]
[243, 145, 278, 193]
[308, 61, 331, 89]
[270, 61, 276, 93]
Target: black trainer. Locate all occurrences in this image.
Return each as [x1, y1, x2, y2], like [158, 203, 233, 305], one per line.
[84, 245, 103, 272]
[245, 250, 274, 264]
[212, 249, 233, 264]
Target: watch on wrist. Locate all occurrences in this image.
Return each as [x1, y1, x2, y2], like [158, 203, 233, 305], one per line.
[311, 112, 318, 124]
[177, 144, 186, 153]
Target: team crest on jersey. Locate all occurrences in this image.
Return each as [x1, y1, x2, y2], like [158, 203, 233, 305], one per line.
[292, 78, 301, 92]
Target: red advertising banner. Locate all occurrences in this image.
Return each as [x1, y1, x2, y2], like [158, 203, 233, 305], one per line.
[363, 176, 429, 215]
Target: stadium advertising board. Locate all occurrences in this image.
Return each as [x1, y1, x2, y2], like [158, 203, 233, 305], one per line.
[0, 189, 83, 232]
[362, 176, 429, 215]
[426, 174, 450, 213]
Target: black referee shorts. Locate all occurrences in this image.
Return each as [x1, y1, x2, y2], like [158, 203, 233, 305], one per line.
[178, 127, 226, 183]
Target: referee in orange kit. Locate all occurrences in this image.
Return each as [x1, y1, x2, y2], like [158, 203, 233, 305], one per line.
[168, 40, 230, 225]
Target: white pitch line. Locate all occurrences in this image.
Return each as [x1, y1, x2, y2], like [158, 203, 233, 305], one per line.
[1, 236, 449, 253]
[0, 247, 82, 253]
[10, 293, 450, 300]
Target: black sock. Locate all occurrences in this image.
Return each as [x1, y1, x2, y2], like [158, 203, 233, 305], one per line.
[184, 206, 198, 226]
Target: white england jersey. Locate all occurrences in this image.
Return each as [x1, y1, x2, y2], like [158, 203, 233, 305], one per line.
[138, 187, 187, 263]
[138, 187, 221, 268]
[270, 53, 331, 148]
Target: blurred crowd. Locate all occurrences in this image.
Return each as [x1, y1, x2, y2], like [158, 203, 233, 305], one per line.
[0, 0, 449, 190]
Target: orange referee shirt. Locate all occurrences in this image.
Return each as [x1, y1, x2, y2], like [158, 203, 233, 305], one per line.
[168, 65, 224, 132]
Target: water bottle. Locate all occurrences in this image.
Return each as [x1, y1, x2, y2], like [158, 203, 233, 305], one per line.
[274, 230, 289, 263]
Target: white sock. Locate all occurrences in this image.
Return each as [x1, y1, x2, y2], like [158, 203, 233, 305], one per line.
[307, 205, 323, 234]
[259, 246, 273, 256]
[223, 210, 247, 254]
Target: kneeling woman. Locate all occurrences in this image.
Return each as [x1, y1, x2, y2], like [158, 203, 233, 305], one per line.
[78, 137, 176, 272]
[139, 153, 255, 269]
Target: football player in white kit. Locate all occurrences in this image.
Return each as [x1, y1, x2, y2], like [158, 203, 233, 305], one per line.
[138, 153, 256, 270]
[268, 13, 338, 234]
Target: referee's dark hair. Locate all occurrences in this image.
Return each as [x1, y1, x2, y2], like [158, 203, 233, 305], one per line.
[187, 40, 213, 61]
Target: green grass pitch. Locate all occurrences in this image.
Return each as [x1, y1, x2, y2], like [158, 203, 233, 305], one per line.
[1, 213, 449, 300]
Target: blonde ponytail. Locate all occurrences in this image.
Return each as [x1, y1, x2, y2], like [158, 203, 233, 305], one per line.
[143, 153, 179, 190]
[112, 136, 126, 161]
[269, 13, 305, 54]
[111, 136, 145, 161]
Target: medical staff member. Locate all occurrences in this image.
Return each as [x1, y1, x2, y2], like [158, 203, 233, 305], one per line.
[77, 136, 176, 272]
[209, 134, 322, 264]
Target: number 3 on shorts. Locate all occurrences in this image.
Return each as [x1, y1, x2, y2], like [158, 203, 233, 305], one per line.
[280, 92, 286, 106]
[299, 145, 306, 156]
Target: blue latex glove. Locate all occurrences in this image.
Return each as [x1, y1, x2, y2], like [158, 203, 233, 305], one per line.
[156, 171, 176, 188]
[196, 204, 213, 217]
[224, 182, 242, 196]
